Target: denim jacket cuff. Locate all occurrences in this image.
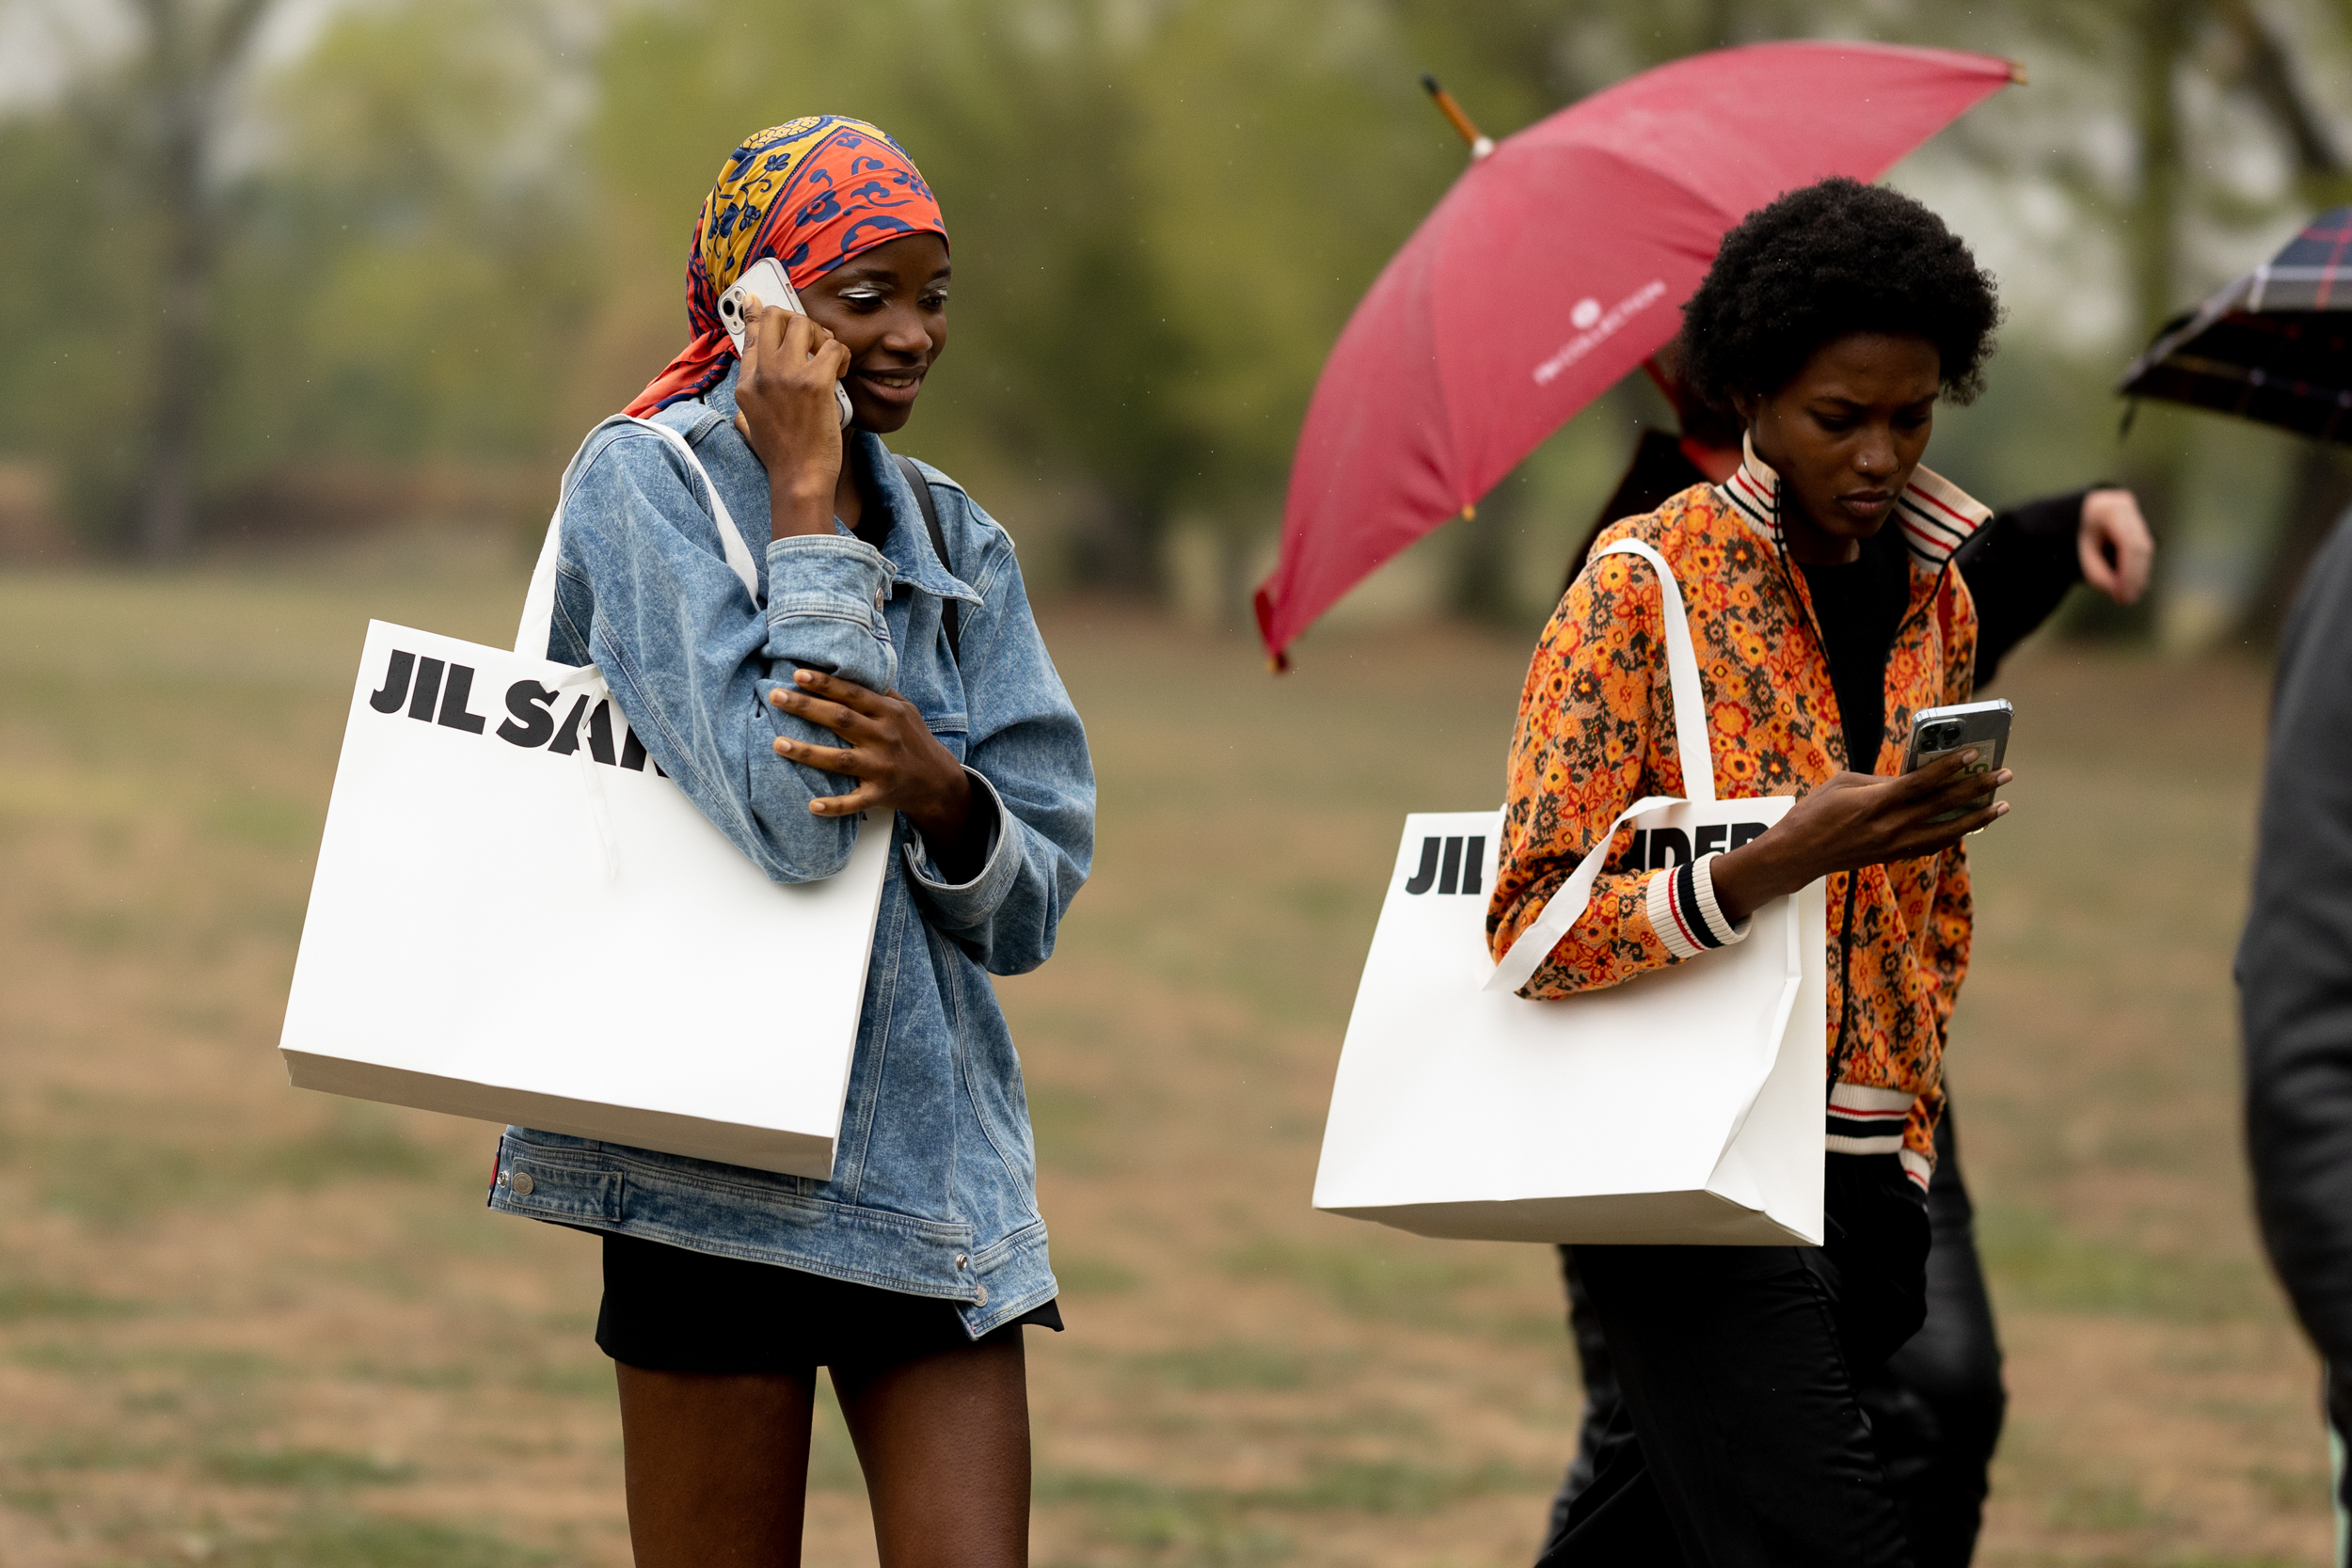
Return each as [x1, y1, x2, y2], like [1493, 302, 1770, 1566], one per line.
[765, 532, 892, 619]
[765, 533, 896, 691]
[903, 767, 1016, 927]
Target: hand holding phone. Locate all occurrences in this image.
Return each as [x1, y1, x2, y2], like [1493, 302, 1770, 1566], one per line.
[719, 258, 854, 429]
[1902, 699, 2012, 824]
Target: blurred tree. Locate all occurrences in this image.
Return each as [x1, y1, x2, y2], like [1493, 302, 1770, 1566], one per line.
[2213, 0, 2352, 641]
[125, 0, 282, 562]
[210, 0, 596, 467]
[3, 0, 289, 559]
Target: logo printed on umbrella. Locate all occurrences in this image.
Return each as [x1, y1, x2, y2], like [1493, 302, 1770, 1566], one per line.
[1533, 279, 1669, 387]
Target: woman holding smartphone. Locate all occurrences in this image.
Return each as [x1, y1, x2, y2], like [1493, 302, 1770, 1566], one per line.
[485, 117, 1093, 1566]
[1491, 177, 2006, 1563]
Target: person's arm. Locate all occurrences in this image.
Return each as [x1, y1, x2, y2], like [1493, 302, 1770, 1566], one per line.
[560, 427, 893, 883]
[2240, 513, 2352, 1370]
[1952, 490, 2086, 686]
[887, 496, 1094, 975]
[1955, 487, 2154, 686]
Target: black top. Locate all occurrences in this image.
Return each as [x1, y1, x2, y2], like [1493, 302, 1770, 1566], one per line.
[1799, 529, 1914, 771]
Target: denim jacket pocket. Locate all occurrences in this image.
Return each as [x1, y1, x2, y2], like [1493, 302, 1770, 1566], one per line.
[493, 1138, 625, 1226]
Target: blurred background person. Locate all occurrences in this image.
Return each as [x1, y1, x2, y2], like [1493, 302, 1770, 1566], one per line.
[2241, 506, 2352, 1566]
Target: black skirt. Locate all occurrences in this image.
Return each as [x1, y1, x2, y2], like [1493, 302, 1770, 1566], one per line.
[596, 1232, 1064, 1375]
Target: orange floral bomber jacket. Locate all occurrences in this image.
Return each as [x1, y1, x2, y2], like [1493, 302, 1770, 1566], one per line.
[1486, 445, 1988, 1186]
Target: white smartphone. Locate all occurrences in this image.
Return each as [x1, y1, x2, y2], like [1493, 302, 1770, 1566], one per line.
[1902, 697, 2012, 824]
[717, 257, 854, 428]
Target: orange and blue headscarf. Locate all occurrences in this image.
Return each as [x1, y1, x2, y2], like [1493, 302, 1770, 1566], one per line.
[626, 116, 947, 418]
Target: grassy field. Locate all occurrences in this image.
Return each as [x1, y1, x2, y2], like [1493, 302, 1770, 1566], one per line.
[0, 537, 2328, 1567]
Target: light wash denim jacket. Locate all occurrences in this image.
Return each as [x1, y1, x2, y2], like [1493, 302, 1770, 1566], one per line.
[485, 365, 1095, 1336]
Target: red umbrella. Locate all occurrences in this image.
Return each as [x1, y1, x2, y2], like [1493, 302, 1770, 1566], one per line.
[1253, 40, 2021, 667]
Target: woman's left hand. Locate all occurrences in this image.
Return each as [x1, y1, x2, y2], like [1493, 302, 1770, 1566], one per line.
[769, 668, 977, 855]
[2078, 487, 2154, 605]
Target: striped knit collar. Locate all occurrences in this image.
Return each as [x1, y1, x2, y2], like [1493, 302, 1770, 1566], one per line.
[1714, 435, 1992, 568]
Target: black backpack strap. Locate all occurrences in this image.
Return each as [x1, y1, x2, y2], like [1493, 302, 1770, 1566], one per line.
[895, 453, 960, 664]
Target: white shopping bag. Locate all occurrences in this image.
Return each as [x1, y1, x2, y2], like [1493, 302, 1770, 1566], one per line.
[279, 419, 889, 1180]
[1312, 540, 1829, 1245]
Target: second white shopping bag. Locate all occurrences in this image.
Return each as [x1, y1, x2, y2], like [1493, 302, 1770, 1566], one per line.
[1312, 540, 1829, 1245]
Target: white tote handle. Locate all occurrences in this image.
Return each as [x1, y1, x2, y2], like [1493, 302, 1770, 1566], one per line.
[1595, 538, 1714, 804]
[515, 417, 763, 657]
[1484, 539, 1717, 993]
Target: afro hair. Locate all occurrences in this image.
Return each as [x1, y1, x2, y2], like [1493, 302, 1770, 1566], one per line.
[1677, 177, 2001, 410]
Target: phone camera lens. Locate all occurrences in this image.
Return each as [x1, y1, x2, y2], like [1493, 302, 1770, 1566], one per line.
[1931, 722, 1964, 751]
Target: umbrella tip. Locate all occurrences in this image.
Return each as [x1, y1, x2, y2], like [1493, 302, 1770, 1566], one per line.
[1420, 72, 1495, 159]
[2007, 58, 2029, 86]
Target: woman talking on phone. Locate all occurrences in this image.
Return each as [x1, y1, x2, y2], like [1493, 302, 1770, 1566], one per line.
[1492, 177, 2006, 1564]
[484, 118, 1093, 1566]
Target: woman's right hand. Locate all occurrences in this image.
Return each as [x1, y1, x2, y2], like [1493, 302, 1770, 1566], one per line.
[1708, 749, 2010, 926]
[731, 296, 851, 538]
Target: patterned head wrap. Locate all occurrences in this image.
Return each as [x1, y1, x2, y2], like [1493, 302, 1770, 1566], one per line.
[625, 116, 947, 418]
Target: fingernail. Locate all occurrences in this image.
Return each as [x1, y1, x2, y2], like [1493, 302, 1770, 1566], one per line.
[1961, 749, 1979, 763]
[796, 670, 816, 685]
[1994, 802, 2010, 816]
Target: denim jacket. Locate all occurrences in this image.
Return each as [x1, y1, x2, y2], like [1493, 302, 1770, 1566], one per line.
[485, 364, 1095, 1336]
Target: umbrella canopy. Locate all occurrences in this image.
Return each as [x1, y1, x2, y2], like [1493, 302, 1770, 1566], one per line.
[2118, 207, 2352, 442]
[1253, 40, 2019, 667]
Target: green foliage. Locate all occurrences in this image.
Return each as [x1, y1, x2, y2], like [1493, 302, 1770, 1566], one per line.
[0, 112, 156, 537]
[4, 0, 2350, 611]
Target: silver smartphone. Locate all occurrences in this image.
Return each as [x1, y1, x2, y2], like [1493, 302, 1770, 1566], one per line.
[1902, 698, 2011, 823]
[716, 257, 854, 428]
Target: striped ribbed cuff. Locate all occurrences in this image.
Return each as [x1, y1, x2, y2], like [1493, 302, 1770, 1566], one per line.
[1825, 1084, 1914, 1155]
[1646, 856, 1753, 959]
[1899, 1148, 1932, 1190]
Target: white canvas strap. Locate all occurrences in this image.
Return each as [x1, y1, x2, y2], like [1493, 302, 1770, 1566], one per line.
[515, 416, 762, 657]
[512, 416, 761, 881]
[1597, 538, 1713, 804]
[546, 662, 620, 883]
[1485, 540, 1718, 993]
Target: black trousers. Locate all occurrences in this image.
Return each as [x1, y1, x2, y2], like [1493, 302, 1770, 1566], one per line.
[1536, 1154, 1931, 1567]
[1544, 1113, 2004, 1567]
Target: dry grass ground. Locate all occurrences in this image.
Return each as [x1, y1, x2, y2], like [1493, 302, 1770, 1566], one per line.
[0, 540, 2327, 1566]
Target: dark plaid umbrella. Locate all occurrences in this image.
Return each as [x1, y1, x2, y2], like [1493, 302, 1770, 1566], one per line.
[2119, 207, 2352, 442]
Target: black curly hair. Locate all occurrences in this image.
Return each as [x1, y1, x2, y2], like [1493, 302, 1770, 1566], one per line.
[1677, 177, 2001, 410]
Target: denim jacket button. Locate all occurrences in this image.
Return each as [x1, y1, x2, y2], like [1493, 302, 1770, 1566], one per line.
[974, 1285, 989, 1307]
[954, 1253, 969, 1270]
[510, 1171, 535, 1196]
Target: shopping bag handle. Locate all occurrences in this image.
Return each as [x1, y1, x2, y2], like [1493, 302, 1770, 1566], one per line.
[1484, 539, 1716, 994]
[1593, 539, 1714, 804]
[515, 415, 764, 657]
